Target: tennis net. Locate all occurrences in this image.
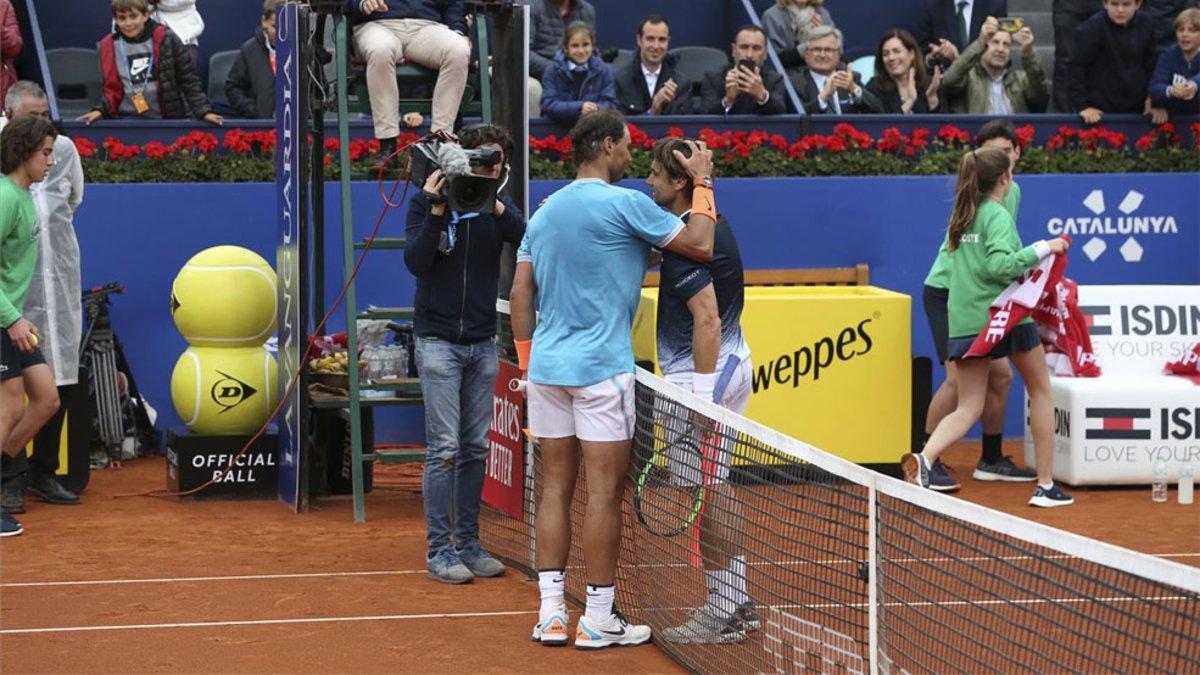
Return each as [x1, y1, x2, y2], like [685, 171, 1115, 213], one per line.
[482, 316, 1200, 672]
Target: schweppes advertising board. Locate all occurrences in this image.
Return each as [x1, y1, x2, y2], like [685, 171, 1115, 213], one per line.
[634, 286, 911, 465]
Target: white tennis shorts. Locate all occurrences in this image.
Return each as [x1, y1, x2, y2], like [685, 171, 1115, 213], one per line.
[661, 356, 753, 485]
[527, 372, 636, 442]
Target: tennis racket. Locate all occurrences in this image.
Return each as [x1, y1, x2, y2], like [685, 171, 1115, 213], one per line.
[633, 421, 720, 537]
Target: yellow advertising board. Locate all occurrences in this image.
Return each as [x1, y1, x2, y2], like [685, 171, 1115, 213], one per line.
[633, 286, 911, 466]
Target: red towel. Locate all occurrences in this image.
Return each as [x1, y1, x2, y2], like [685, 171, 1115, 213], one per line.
[1035, 278, 1102, 377]
[1165, 343, 1200, 385]
[965, 251, 1067, 359]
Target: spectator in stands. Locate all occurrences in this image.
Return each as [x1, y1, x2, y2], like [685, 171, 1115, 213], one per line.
[916, 0, 1008, 65]
[529, 0, 596, 117]
[864, 29, 946, 113]
[761, 0, 836, 74]
[225, 0, 282, 120]
[699, 25, 787, 115]
[614, 14, 693, 115]
[540, 22, 617, 125]
[1052, 0, 1101, 112]
[0, 82, 84, 517]
[0, 0, 21, 108]
[1067, 0, 1165, 124]
[404, 123, 524, 584]
[80, 0, 222, 125]
[150, 0, 204, 66]
[349, 0, 470, 167]
[1143, 0, 1200, 51]
[790, 26, 877, 114]
[944, 16, 1050, 113]
[1149, 7, 1200, 113]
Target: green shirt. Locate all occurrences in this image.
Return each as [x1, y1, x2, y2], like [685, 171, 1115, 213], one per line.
[0, 175, 40, 328]
[924, 181, 1021, 289]
[946, 198, 1041, 339]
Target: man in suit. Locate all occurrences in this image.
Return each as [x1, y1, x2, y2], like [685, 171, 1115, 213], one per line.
[699, 24, 787, 115]
[614, 14, 693, 115]
[788, 25, 879, 114]
[916, 0, 1009, 64]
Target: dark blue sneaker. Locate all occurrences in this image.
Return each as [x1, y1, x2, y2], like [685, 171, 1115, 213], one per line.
[974, 456, 1037, 482]
[427, 547, 474, 584]
[1029, 483, 1074, 508]
[929, 460, 961, 492]
[1, 508, 23, 537]
[902, 452, 931, 489]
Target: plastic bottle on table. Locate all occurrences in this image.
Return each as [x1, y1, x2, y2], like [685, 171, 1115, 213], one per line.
[1180, 464, 1195, 505]
[1151, 460, 1169, 503]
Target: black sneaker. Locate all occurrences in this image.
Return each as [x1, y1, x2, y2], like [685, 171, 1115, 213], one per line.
[1, 484, 25, 514]
[973, 456, 1037, 482]
[26, 474, 80, 505]
[734, 600, 761, 632]
[928, 460, 961, 492]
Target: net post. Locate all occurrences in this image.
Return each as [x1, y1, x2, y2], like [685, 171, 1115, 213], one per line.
[867, 473, 880, 675]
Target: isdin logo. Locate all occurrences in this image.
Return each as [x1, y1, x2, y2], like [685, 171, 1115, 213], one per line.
[1045, 189, 1178, 263]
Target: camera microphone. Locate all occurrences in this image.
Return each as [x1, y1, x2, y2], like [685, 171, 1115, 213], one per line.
[436, 143, 473, 178]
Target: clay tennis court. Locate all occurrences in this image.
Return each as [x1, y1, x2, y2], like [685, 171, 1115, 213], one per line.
[2, 441, 1197, 673]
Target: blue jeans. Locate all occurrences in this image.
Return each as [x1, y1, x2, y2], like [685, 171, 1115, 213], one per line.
[414, 336, 498, 557]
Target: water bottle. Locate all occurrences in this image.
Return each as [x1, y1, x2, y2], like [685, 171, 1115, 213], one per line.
[384, 346, 399, 380]
[398, 345, 409, 377]
[1151, 460, 1169, 503]
[367, 346, 384, 383]
[1180, 464, 1195, 505]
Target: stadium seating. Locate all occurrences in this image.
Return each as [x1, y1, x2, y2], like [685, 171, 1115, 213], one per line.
[207, 49, 239, 114]
[46, 47, 101, 119]
[1025, 285, 1200, 486]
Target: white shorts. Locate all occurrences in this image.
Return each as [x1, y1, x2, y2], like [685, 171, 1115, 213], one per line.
[527, 373, 636, 442]
[661, 356, 753, 485]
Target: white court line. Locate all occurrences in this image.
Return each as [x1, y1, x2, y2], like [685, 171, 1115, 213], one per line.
[5, 552, 1198, 589]
[0, 609, 538, 635]
[1, 569, 429, 588]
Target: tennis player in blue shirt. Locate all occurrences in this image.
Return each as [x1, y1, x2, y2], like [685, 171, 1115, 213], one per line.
[510, 110, 717, 649]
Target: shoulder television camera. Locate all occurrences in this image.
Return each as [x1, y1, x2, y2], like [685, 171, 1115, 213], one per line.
[408, 132, 505, 214]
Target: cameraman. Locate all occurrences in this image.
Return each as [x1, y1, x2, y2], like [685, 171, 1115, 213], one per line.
[404, 123, 525, 584]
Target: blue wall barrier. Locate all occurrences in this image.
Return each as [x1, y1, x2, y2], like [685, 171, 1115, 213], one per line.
[76, 173, 1198, 444]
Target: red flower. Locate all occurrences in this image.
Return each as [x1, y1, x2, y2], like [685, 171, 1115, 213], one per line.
[324, 138, 340, 152]
[1014, 124, 1035, 148]
[143, 141, 173, 160]
[627, 123, 653, 149]
[174, 130, 218, 154]
[666, 126, 684, 138]
[349, 139, 372, 162]
[769, 134, 787, 151]
[1135, 134, 1155, 151]
[73, 137, 97, 159]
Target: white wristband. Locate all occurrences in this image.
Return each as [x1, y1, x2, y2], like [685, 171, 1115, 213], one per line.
[692, 371, 717, 403]
[1032, 240, 1052, 259]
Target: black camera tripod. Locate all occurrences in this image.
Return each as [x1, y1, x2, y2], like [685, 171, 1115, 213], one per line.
[80, 283, 158, 467]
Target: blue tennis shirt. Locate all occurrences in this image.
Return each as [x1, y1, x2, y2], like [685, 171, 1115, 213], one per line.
[518, 179, 684, 387]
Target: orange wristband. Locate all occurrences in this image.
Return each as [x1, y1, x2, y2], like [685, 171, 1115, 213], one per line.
[515, 339, 532, 371]
[691, 184, 716, 222]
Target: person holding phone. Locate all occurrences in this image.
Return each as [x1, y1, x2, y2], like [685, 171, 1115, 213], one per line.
[699, 25, 787, 115]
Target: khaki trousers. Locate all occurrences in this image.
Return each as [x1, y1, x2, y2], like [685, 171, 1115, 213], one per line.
[353, 18, 470, 136]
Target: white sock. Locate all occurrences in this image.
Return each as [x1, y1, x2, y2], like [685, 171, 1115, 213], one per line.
[705, 556, 749, 618]
[538, 569, 566, 617]
[1038, 481, 1055, 491]
[585, 583, 615, 624]
[729, 555, 749, 606]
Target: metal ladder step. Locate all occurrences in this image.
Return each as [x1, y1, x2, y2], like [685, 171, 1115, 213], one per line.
[354, 237, 407, 250]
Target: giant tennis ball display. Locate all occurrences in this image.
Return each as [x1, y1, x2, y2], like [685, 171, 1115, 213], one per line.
[170, 246, 277, 347]
[171, 346, 279, 435]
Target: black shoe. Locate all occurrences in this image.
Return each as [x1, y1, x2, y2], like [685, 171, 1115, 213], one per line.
[27, 474, 80, 505]
[1, 485, 24, 514]
[973, 456, 1037, 482]
[368, 136, 399, 175]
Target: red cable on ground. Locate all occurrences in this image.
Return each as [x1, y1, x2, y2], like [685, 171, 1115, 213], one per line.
[120, 144, 414, 499]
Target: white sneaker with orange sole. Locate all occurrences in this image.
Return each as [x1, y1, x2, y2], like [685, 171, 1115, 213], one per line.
[531, 611, 570, 646]
[574, 611, 652, 650]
